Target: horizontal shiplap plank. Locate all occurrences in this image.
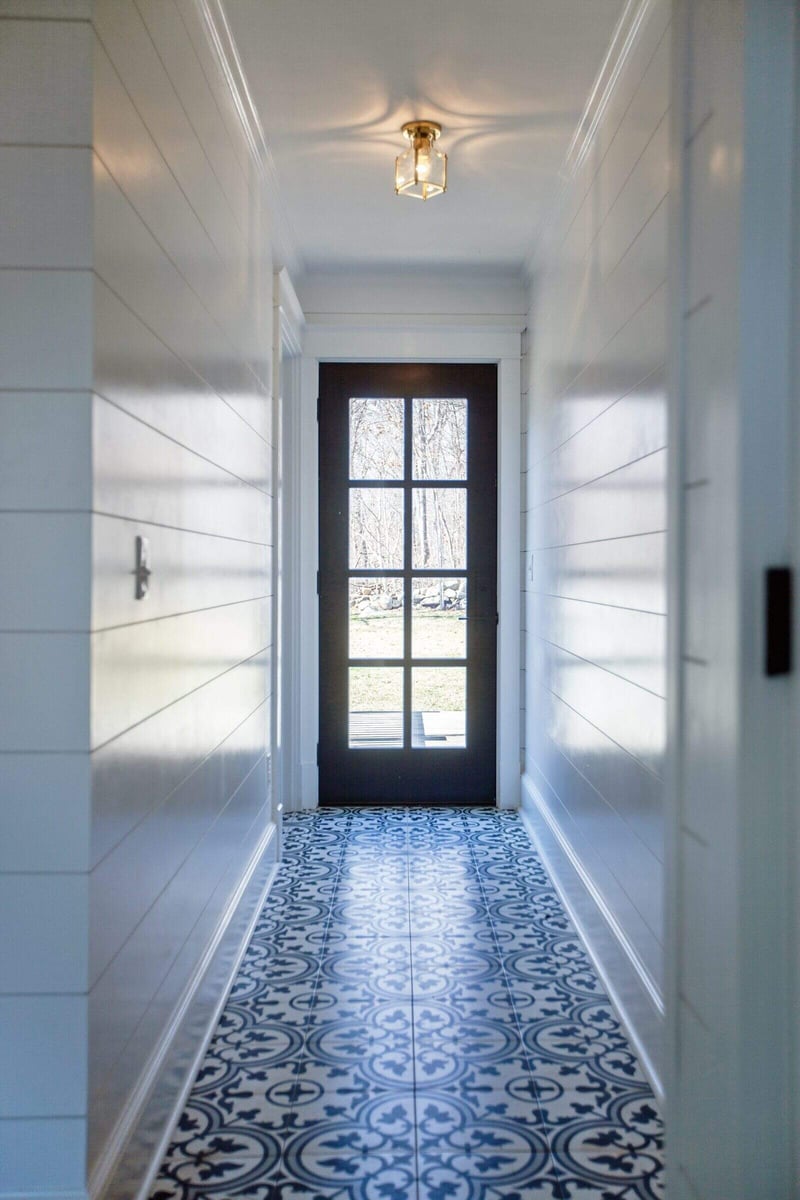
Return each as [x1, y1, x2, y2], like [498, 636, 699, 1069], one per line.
[531, 449, 667, 549]
[0, 269, 92, 391]
[593, 19, 671, 220]
[0, 995, 88, 1118]
[555, 0, 671, 240]
[92, 394, 269, 543]
[0, 873, 88, 993]
[89, 703, 267, 984]
[134, 0, 250, 235]
[89, 766, 267, 1095]
[538, 688, 663, 861]
[93, 0, 245, 264]
[0, 754, 90, 872]
[0, 512, 91, 630]
[90, 650, 268, 867]
[92, 513, 271, 631]
[0, 146, 91, 268]
[172, 0, 252, 178]
[0, 1116, 87, 1195]
[535, 284, 667, 460]
[526, 749, 663, 987]
[0, 632, 89, 751]
[92, 54, 271, 405]
[597, 114, 669, 279]
[94, 278, 271, 491]
[533, 637, 665, 779]
[534, 593, 666, 697]
[539, 368, 667, 506]
[530, 721, 663, 946]
[0, 392, 91, 510]
[89, 798, 272, 1168]
[0, 17, 91, 145]
[529, 532, 666, 614]
[90, 596, 269, 748]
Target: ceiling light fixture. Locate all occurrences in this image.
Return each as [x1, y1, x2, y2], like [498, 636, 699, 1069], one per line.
[395, 121, 447, 200]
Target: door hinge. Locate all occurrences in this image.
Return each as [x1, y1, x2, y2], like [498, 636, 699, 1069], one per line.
[496, 611, 499, 627]
[316, 570, 320, 595]
[316, 743, 320, 766]
[316, 396, 320, 422]
[765, 566, 792, 676]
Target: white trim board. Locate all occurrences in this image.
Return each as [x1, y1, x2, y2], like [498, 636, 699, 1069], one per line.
[305, 323, 521, 365]
[521, 773, 664, 1101]
[275, 268, 307, 816]
[296, 320, 522, 810]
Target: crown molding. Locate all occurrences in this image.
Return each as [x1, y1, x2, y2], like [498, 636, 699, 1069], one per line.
[196, 0, 304, 278]
[523, 0, 655, 280]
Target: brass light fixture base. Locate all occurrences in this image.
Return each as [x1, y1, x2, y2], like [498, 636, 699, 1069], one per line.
[401, 120, 442, 142]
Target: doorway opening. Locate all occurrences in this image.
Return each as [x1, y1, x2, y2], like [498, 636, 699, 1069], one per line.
[318, 362, 498, 805]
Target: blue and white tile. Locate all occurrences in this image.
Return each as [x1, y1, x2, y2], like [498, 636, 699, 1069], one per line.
[151, 808, 663, 1200]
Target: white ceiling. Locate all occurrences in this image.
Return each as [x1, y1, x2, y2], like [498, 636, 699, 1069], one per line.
[225, 0, 625, 276]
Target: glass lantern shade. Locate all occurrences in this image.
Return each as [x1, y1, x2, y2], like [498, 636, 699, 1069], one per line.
[395, 122, 447, 200]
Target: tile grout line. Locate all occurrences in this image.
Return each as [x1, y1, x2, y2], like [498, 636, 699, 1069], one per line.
[405, 807, 422, 1200]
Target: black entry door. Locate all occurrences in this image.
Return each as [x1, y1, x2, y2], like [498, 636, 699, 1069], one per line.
[318, 362, 497, 806]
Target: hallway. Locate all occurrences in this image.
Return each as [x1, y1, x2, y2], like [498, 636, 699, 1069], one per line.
[151, 809, 663, 1199]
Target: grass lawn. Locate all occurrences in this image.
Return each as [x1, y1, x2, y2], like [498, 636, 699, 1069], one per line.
[348, 611, 466, 712]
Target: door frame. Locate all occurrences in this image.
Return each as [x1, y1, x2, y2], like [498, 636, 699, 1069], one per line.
[291, 320, 522, 811]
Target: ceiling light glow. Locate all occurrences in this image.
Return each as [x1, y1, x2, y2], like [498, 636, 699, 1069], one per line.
[395, 121, 447, 200]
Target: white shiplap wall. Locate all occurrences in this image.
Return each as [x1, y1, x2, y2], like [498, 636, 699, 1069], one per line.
[522, 0, 670, 1087]
[668, 2, 797, 1195]
[86, 2, 277, 1194]
[0, 7, 93, 1197]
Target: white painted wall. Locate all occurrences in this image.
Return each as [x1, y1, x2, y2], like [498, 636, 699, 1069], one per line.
[0, 7, 93, 1197]
[298, 269, 527, 326]
[0, 3, 280, 1196]
[667, 2, 798, 1196]
[522, 0, 670, 1089]
[87, 3, 278, 1194]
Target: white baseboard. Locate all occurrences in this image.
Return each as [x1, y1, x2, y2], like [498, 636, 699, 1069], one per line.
[520, 773, 664, 1101]
[89, 820, 278, 1200]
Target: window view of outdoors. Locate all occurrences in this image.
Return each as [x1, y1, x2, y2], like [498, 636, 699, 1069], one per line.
[347, 396, 468, 749]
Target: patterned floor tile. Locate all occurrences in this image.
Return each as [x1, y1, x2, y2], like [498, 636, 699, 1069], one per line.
[151, 809, 663, 1200]
[415, 1071, 546, 1134]
[302, 1004, 416, 1088]
[417, 1151, 561, 1200]
[266, 1154, 417, 1200]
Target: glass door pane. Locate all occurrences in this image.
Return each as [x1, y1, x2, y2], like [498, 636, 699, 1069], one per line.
[411, 578, 467, 658]
[349, 667, 403, 748]
[412, 397, 467, 479]
[412, 667, 466, 748]
[349, 578, 404, 659]
[349, 488, 404, 569]
[411, 488, 466, 568]
[350, 397, 404, 478]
